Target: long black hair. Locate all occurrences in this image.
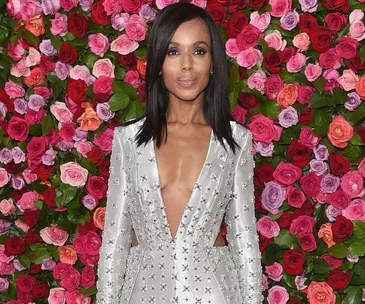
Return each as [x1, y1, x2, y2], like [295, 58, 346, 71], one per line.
[132, 2, 239, 153]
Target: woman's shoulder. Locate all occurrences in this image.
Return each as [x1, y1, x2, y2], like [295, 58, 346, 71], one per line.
[229, 119, 252, 140]
[115, 116, 146, 135]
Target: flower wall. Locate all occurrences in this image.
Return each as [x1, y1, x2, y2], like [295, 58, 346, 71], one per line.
[0, 0, 365, 302]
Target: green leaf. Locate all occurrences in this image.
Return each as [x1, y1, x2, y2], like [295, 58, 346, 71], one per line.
[10, 31, 22, 45]
[34, 200, 44, 210]
[30, 248, 51, 264]
[18, 253, 31, 269]
[360, 43, 365, 63]
[342, 145, 365, 165]
[353, 221, 365, 239]
[135, 47, 147, 59]
[350, 106, 365, 124]
[115, 65, 126, 80]
[122, 100, 145, 121]
[262, 243, 282, 265]
[349, 239, 365, 258]
[274, 229, 300, 249]
[312, 77, 325, 93]
[55, 183, 79, 208]
[41, 115, 54, 136]
[343, 286, 362, 304]
[309, 91, 328, 108]
[79, 158, 97, 175]
[327, 243, 348, 258]
[311, 109, 332, 136]
[354, 263, 365, 279]
[349, 133, 363, 146]
[50, 35, 63, 51]
[47, 72, 67, 89]
[22, 29, 38, 47]
[108, 92, 130, 111]
[283, 271, 296, 289]
[229, 65, 239, 84]
[112, 80, 139, 100]
[257, 99, 281, 120]
[0, 27, 10, 44]
[312, 258, 331, 274]
[79, 286, 97, 296]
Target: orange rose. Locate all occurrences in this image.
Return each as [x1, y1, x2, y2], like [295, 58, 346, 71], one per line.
[137, 58, 147, 80]
[277, 83, 299, 108]
[318, 223, 335, 248]
[93, 207, 106, 230]
[355, 74, 365, 99]
[76, 107, 102, 131]
[23, 67, 46, 87]
[58, 245, 77, 265]
[25, 15, 45, 37]
[307, 281, 336, 304]
[327, 115, 354, 148]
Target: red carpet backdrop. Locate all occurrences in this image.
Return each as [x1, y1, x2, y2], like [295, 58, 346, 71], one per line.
[0, 0, 365, 302]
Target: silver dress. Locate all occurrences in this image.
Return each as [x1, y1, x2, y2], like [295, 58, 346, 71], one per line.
[96, 117, 264, 304]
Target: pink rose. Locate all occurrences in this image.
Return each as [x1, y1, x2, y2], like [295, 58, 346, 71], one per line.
[0, 198, 15, 216]
[289, 215, 316, 237]
[34, 86, 53, 99]
[273, 162, 302, 185]
[7, 40, 25, 61]
[80, 265, 95, 289]
[111, 13, 129, 31]
[125, 14, 147, 42]
[247, 70, 267, 93]
[265, 262, 283, 282]
[92, 59, 115, 78]
[110, 34, 139, 55]
[304, 62, 322, 82]
[65, 290, 90, 304]
[286, 53, 306, 73]
[50, 102, 74, 123]
[349, 21, 365, 41]
[300, 234, 317, 251]
[264, 30, 287, 51]
[257, 216, 280, 238]
[6, 116, 31, 143]
[341, 171, 365, 198]
[324, 69, 340, 92]
[60, 162, 89, 187]
[236, 47, 262, 69]
[41, 0, 61, 15]
[69, 66, 92, 82]
[299, 128, 320, 149]
[92, 76, 114, 94]
[48, 287, 66, 304]
[269, 0, 292, 17]
[297, 85, 315, 104]
[6, 0, 21, 19]
[267, 285, 289, 304]
[231, 104, 248, 125]
[248, 114, 278, 143]
[293, 33, 311, 52]
[50, 13, 68, 36]
[10, 58, 30, 77]
[358, 158, 365, 177]
[265, 74, 284, 100]
[60, 266, 80, 291]
[40, 226, 69, 246]
[287, 185, 306, 208]
[5, 80, 25, 98]
[60, 0, 77, 12]
[102, 0, 122, 16]
[250, 12, 271, 31]
[124, 69, 141, 88]
[16, 191, 40, 212]
[155, 0, 178, 9]
[319, 49, 342, 69]
[335, 37, 358, 59]
[307, 282, 336, 304]
[93, 127, 114, 153]
[225, 38, 240, 58]
[19, 0, 42, 21]
[326, 190, 351, 210]
[337, 69, 359, 91]
[342, 199, 365, 221]
[88, 33, 110, 57]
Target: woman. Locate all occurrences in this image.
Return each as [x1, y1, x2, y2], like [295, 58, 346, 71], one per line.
[96, 2, 263, 304]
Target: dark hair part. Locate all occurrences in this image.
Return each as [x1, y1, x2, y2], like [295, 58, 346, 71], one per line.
[132, 2, 239, 153]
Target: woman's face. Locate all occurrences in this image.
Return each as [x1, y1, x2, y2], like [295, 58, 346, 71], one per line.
[161, 18, 213, 103]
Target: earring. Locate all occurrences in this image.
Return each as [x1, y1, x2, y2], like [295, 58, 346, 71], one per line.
[159, 71, 162, 75]
[210, 71, 213, 75]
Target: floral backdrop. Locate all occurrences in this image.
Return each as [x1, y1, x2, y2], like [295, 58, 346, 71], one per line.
[0, 0, 365, 301]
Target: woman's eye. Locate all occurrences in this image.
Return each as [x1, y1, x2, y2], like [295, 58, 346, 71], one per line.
[167, 49, 179, 56]
[194, 48, 207, 55]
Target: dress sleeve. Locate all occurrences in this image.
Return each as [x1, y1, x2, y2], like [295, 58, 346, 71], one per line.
[96, 126, 133, 304]
[225, 128, 264, 303]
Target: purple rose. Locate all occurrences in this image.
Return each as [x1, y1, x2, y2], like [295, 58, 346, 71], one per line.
[325, 205, 342, 222]
[280, 10, 299, 31]
[344, 92, 361, 111]
[309, 159, 328, 175]
[313, 144, 329, 161]
[261, 181, 286, 214]
[278, 106, 298, 128]
[320, 174, 340, 193]
[0, 220, 11, 236]
[254, 141, 274, 157]
[0, 278, 9, 292]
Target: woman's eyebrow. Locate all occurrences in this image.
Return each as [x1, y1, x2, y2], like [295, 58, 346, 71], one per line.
[169, 41, 209, 46]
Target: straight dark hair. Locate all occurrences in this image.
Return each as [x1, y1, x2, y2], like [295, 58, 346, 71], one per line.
[131, 2, 239, 153]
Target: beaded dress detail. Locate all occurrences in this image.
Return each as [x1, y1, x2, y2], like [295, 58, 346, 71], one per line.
[96, 118, 264, 304]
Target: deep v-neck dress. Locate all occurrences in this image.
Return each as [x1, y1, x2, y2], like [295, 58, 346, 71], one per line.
[96, 117, 264, 304]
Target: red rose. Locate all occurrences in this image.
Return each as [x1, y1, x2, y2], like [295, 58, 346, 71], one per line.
[290, 297, 302, 304]
[24, 210, 39, 228]
[298, 13, 319, 33]
[4, 236, 25, 256]
[329, 153, 350, 176]
[32, 282, 49, 299]
[298, 108, 314, 124]
[276, 212, 293, 229]
[310, 29, 332, 53]
[288, 139, 311, 168]
[39, 55, 55, 75]
[86, 146, 104, 165]
[205, 3, 226, 25]
[227, 0, 246, 12]
[282, 46, 297, 62]
[299, 200, 315, 216]
[77, 220, 98, 236]
[247, 0, 267, 8]
[27, 137, 48, 158]
[34, 164, 56, 181]
[326, 190, 351, 209]
[225, 11, 248, 38]
[99, 159, 110, 181]
[259, 234, 272, 252]
[92, 93, 110, 105]
[335, 37, 358, 59]
[67, 79, 87, 103]
[326, 269, 351, 290]
[273, 162, 302, 186]
[254, 163, 274, 188]
[236, 24, 264, 50]
[322, 0, 349, 12]
[300, 234, 317, 252]
[323, 12, 347, 34]
[331, 215, 353, 242]
[86, 176, 107, 199]
[91, 2, 109, 26]
[300, 172, 321, 198]
[82, 231, 102, 256]
[349, 51, 365, 72]
[15, 274, 37, 292]
[67, 12, 89, 39]
[354, 126, 365, 145]
[17, 290, 32, 303]
[7, 116, 29, 141]
[120, 0, 142, 13]
[25, 229, 42, 245]
[283, 249, 306, 275]
[238, 92, 259, 109]
[43, 186, 57, 208]
[60, 266, 81, 291]
[118, 53, 137, 67]
[30, 263, 42, 274]
[264, 50, 284, 73]
[58, 42, 78, 64]
[80, 265, 95, 289]
[53, 262, 73, 280]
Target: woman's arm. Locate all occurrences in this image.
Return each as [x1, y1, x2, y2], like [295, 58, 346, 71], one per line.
[96, 126, 133, 303]
[225, 128, 264, 303]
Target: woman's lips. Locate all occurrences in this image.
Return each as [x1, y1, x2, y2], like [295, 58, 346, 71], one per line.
[177, 77, 198, 87]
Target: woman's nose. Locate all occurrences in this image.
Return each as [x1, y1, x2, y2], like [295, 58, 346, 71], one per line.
[180, 54, 193, 71]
